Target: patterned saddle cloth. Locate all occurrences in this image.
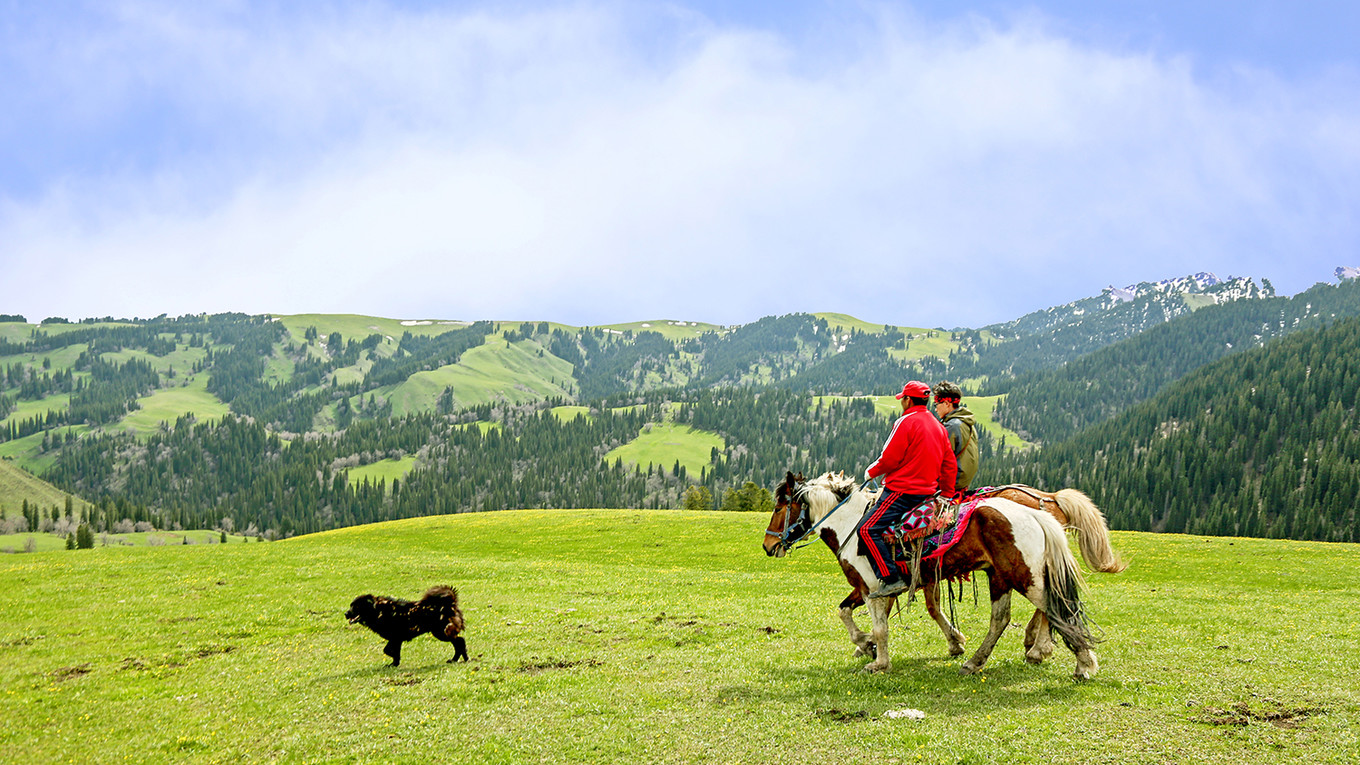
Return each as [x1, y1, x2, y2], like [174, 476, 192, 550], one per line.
[884, 497, 955, 545]
[922, 496, 987, 560]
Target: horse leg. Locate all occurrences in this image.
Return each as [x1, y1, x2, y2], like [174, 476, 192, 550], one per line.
[1023, 610, 1055, 664]
[1020, 579, 1098, 680]
[923, 581, 965, 657]
[861, 597, 893, 673]
[837, 591, 876, 659]
[960, 588, 1011, 675]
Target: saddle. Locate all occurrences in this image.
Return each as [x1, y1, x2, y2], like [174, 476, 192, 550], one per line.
[882, 496, 955, 548]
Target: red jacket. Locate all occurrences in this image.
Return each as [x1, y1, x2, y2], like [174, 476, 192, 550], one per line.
[867, 405, 957, 498]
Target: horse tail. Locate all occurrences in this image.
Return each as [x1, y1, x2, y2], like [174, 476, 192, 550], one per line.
[1054, 489, 1128, 574]
[1034, 509, 1101, 653]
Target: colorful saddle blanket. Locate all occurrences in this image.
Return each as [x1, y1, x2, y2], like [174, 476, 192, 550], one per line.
[921, 496, 987, 560]
[884, 497, 954, 544]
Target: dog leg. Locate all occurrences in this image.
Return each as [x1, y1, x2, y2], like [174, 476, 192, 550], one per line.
[384, 640, 403, 667]
[449, 636, 469, 663]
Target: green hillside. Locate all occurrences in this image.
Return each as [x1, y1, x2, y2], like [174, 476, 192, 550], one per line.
[0, 458, 90, 519]
[387, 336, 575, 416]
[988, 314, 1360, 541]
[1, 510, 1356, 763]
[604, 422, 724, 475]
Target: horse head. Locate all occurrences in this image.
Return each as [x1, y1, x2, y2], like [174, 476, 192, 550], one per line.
[763, 471, 807, 558]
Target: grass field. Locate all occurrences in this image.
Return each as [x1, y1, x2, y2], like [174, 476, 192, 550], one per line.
[604, 422, 724, 475]
[0, 510, 1355, 764]
[388, 337, 575, 416]
[549, 405, 592, 423]
[346, 456, 418, 490]
[0, 459, 90, 520]
[111, 376, 231, 437]
[596, 320, 725, 341]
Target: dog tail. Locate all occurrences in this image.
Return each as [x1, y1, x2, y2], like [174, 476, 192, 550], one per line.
[422, 584, 459, 606]
[421, 585, 465, 637]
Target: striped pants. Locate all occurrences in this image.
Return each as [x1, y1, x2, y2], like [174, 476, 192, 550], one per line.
[856, 491, 934, 580]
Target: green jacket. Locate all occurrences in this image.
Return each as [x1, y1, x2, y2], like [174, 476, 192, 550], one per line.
[940, 407, 978, 492]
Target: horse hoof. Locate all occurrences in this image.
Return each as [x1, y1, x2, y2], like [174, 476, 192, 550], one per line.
[948, 645, 965, 657]
[959, 663, 980, 675]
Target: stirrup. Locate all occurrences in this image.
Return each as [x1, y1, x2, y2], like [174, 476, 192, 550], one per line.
[869, 579, 908, 599]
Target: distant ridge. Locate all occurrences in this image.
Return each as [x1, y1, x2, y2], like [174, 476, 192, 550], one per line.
[986, 272, 1270, 340]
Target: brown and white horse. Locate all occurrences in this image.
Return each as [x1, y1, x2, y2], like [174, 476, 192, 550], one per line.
[763, 471, 1101, 679]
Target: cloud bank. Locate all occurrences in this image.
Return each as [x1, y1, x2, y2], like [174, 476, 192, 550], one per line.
[2, 1, 1358, 327]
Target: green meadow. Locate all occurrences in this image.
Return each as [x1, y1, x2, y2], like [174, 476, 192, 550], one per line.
[605, 422, 724, 475]
[0, 459, 89, 519]
[346, 456, 419, 490]
[111, 376, 231, 437]
[387, 338, 575, 416]
[0, 510, 1356, 764]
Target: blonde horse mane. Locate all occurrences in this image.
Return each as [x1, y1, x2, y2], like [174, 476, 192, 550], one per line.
[799, 471, 860, 520]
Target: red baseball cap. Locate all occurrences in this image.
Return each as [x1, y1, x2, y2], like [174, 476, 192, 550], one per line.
[895, 380, 931, 399]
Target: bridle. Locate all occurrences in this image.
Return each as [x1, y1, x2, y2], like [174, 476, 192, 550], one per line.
[765, 484, 814, 551]
[766, 479, 869, 553]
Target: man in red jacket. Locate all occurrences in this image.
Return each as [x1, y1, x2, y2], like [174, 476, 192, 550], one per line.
[860, 380, 957, 599]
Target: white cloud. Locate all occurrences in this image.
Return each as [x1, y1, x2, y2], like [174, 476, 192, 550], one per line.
[2, 2, 1358, 326]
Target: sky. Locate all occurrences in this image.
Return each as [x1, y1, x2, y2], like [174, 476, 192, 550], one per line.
[2, 0, 1358, 329]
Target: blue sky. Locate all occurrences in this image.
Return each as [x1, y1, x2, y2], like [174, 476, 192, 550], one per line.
[2, 1, 1358, 327]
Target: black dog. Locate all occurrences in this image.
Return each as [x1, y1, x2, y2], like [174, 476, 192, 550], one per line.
[345, 585, 468, 667]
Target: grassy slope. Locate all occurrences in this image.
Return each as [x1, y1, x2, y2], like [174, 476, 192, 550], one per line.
[387, 337, 574, 417]
[548, 405, 591, 423]
[0, 511, 1356, 764]
[346, 456, 418, 489]
[604, 422, 723, 474]
[110, 375, 231, 437]
[597, 319, 725, 341]
[274, 314, 473, 344]
[0, 459, 90, 519]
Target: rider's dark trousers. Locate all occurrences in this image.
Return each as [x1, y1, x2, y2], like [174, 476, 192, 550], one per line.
[856, 491, 933, 580]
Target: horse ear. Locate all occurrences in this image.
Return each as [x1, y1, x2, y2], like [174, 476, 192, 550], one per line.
[784, 471, 796, 486]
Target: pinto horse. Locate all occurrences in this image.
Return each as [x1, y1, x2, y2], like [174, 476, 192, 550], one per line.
[763, 471, 1100, 679]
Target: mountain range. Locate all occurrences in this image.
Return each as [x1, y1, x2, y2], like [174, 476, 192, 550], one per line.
[2, 267, 1358, 543]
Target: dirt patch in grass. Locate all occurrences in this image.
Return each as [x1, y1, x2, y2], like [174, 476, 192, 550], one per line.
[50, 663, 92, 682]
[382, 674, 423, 686]
[1193, 700, 1327, 729]
[815, 708, 869, 723]
[517, 658, 604, 674]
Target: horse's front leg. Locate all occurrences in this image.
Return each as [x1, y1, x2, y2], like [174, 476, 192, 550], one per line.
[837, 591, 875, 659]
[923, 581, 966, 657]
[960, 590, 1010, 675]
[1023, 610, 1055, 664]
[861, 597, 893, 673]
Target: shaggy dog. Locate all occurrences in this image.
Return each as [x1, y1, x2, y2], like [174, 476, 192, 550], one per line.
[345, 585, 468, 667]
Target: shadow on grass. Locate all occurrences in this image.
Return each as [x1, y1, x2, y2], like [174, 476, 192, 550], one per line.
[717, 652, 1091, 717]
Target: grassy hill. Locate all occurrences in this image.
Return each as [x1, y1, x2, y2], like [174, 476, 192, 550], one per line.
[0, 458, 90, 519]
[604, 422, 724, 475]
[0, 510, 1355, 763]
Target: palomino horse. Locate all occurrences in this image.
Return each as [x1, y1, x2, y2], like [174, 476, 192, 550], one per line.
[763, 471, 1100, 679]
